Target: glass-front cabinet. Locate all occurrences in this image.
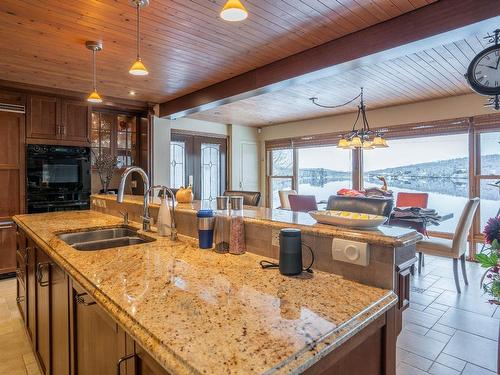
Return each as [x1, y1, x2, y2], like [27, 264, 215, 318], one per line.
[91, 111, 139, 169]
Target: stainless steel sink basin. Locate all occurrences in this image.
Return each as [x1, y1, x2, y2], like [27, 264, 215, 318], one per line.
[58, 227, 156, 251]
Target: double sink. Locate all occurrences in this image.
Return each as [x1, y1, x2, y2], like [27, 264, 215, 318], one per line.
[58, 227, 156, 251]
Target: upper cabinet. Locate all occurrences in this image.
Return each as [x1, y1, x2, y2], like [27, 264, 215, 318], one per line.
[91, 111, 140, 169]
[27, 95, 90, 145]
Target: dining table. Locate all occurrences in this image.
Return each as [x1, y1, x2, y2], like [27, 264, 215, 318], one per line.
[387, 211, 454, 235]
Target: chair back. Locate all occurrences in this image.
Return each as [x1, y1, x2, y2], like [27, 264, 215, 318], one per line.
[396, 192, 429, 208]
[452, 198, 480, 256]
[223, 190, 261, 206]
[288, 195, 318, 212]
[327, 195, 393, 217]
[278, 190, 297, 209]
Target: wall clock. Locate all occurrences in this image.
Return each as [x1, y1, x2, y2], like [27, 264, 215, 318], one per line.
[466, 43, 500, 96]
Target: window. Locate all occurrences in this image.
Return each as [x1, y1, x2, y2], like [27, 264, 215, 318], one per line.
[268, 149, 294, 208]
[201, 143, 221, 201]
[170, 141, 185, 189]
[91, 111, 140, 169]
[298, 146, 351, 207]
[477, 131, 500, 230]
[363, 134, 469, 233]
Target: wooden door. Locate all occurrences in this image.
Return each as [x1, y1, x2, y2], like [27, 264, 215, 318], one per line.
[0, 92, 25, 273]
[50, 261, 70, 375]
[171, 132, 227, 200]
[26, 239, 36, 343]
[71, 281, 124, 375]
[27, 95, 60, 140]
[35, 247, 51, 375]
[134, 344, 170, 375]
[0, 221, 16, 273]
[61, 99, 90, 144]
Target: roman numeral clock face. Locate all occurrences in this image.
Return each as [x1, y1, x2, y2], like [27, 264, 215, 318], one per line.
[467, 45, 500, 95]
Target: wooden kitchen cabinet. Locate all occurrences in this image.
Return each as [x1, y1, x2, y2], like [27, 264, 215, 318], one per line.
[27, 94, 90, 145]
[61, 99, 90, 143]
[395, 257, 417, 334]
[27, 95, 60, 140]
[123, 334, 170, 375]
[35, 247, 51, 375]
[31, 244, 71, 375]
[0, 221, 17, 274]
[26, 238, 36, 342]
[70, 280, 125, 375]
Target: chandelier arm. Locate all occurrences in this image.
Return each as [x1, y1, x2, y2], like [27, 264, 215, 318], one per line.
[309, 92, 361, 109]
[351, 106, 361, 133]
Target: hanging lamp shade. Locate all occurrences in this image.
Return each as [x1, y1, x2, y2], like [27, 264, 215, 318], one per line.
[129, 58, 149, 76]
[85, 41, 103, 104]
[350, 136, 362, 148]
[220, 0, 248, 22]
[129, 0, 149, 76]
[362, 141, 374, 150]
[87, 90, 103, 103]
[372, 136, 389, 148]
[337, 138, 349, 148]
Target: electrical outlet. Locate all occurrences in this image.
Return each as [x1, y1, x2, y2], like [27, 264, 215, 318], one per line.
[271, 229, 280, 247]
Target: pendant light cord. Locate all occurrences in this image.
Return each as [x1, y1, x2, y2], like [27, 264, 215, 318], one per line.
[92, 49, 97, 91]
[136, 3, 141, 59]
[309, 91, 362, 109]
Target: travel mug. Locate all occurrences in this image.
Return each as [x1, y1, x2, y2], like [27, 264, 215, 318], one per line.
[197, 210, 215, 249]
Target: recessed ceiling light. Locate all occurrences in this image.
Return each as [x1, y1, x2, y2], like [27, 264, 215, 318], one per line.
[129, 90, 137, 96]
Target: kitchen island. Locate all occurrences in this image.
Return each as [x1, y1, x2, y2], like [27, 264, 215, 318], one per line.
[14, 210, 397, 375]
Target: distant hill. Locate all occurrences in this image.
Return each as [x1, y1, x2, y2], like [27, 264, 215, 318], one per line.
[299, 154, 500, 199]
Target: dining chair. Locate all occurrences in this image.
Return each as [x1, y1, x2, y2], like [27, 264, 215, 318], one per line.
[415, 197, 480, 293]
[223, 191, 261, 206]
[288, 195, 318, 212]
[278, 190, 297, 210]
[396, 192, 429, 208]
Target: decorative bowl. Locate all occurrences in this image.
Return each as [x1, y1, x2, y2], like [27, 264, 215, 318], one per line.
[308, 210, 387, 229]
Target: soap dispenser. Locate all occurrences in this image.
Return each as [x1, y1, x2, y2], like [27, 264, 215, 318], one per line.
[157, 188, 172, 237]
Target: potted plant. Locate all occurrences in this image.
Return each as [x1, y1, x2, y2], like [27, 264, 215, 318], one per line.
[477, 216, 500, 305]
[93, 152, 118, 194]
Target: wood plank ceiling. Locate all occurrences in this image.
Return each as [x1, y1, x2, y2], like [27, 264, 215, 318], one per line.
[188, 34, 485, 126]
[0, 0, 434, 103]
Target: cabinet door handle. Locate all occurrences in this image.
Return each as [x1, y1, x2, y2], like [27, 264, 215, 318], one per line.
[36, 262, 51, 287]
[116, 353, 136, 375]
[61, 124, 66, 136]
[75, 292, 96, 306]
[16, 296, 25, 303]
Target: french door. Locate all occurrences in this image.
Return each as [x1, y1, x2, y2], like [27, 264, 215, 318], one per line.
[170, 132, 227, 200]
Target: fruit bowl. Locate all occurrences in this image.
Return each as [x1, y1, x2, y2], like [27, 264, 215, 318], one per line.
[308, 210, 388, 229]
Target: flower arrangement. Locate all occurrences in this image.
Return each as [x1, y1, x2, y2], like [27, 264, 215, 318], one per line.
[93, 151, 117, 193]
[477, 216, 500, 304]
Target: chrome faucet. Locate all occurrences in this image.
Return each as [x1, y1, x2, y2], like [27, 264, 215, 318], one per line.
[117, 167, 151, 231]
[144, 185, 178, 241]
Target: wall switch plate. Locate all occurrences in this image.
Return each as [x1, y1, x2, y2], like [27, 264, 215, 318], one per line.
[131, 180, 138, 188]
[271, 229, 280, 247]
[331, 238, 370, 266]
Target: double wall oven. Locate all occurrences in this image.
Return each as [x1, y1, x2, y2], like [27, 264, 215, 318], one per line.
[26, 144, 91, 213]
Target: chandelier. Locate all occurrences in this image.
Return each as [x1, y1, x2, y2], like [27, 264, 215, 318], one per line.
[310, 88, 388, 150]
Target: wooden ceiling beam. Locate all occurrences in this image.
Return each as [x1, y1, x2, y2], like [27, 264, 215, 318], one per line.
[159, 0, 500, 119]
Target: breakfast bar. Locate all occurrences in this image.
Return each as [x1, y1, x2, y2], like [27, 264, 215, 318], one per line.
[14, 210, 398, 374]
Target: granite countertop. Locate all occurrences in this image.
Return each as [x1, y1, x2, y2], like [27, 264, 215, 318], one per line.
[93, 194, 422, 248]
[14, 210, 397, 375]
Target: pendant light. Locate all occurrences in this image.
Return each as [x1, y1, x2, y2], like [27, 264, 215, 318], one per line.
[85, 41, 103, 104]
[310, 88, 389, 150]
[129, 0, 149, 76]
[220, 0, 248, 22]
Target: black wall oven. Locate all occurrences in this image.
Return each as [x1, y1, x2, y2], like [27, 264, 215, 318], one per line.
[27, 144, 91, 213]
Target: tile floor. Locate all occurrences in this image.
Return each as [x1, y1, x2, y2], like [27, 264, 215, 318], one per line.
[397, 255, 499, 375]
[0, 255, 497, 375]
[0, 277, 40, 375]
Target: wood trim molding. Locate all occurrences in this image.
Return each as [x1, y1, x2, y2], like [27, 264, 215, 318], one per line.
[171, 129, 228, 139]
[0, 80, 151, 113]
[160, 0, 500, 119]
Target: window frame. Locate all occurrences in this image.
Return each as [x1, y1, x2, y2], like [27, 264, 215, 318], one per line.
[265, 115, 500, 257]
